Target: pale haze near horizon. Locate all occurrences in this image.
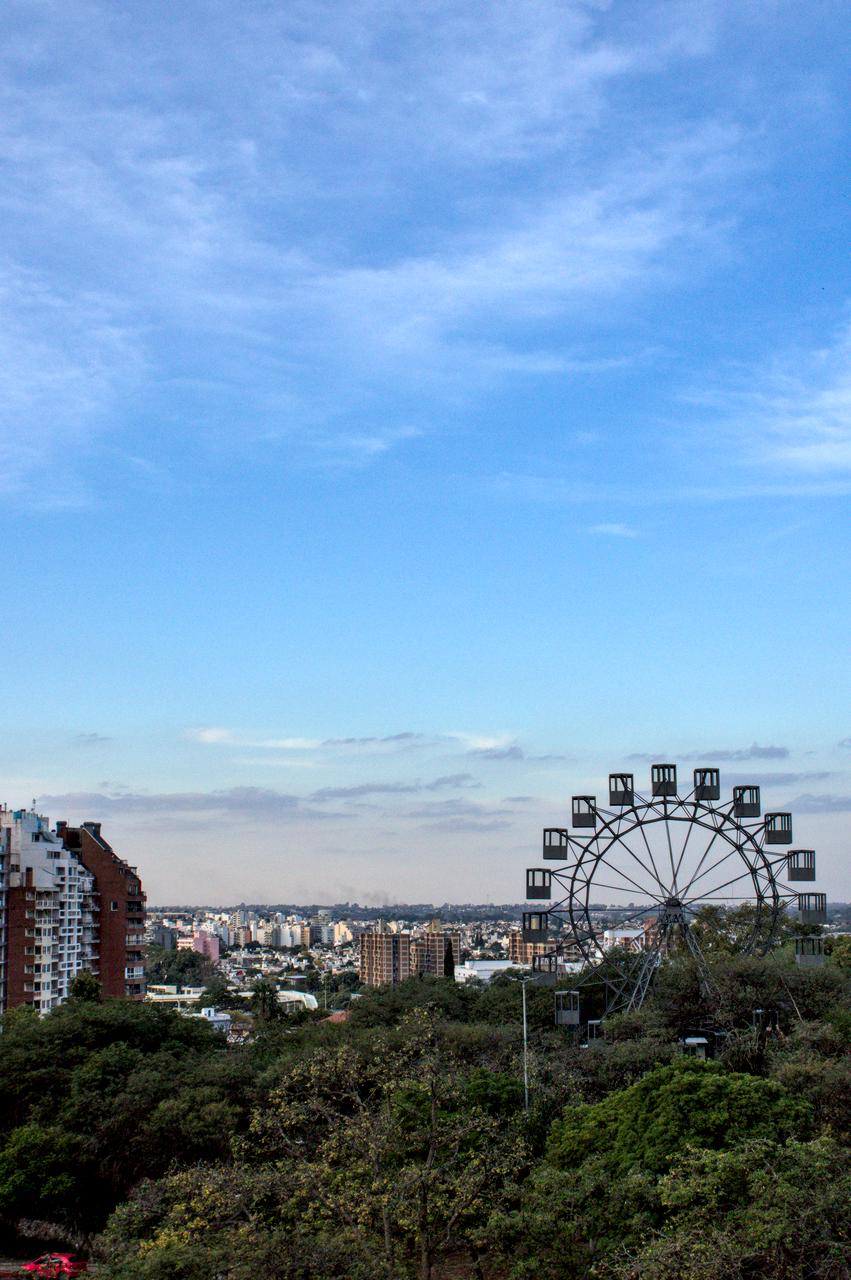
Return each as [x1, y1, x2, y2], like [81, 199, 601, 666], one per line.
[1, 0, 849, 904]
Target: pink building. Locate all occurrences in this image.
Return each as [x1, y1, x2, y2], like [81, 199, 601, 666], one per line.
[192, 930, 220, 962]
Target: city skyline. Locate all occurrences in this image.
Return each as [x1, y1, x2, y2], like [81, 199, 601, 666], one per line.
[1, 1, 849, 904]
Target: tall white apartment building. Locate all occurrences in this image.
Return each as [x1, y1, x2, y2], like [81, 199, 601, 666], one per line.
[1, 808, 96, 1013]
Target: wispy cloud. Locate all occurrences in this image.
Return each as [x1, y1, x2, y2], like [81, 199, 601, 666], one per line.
[0, 1, 752, 495]
[725, 771, 832, 789]
[684, 322, 851, 482]
[685, 744, 790, 763]
[309, 773, 478, 802]
[589, 522, 639, 538]
[793, 793, 851, 814]
[37, 786, 338, 821]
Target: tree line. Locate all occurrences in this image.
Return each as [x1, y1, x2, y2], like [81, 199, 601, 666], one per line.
[0, 931, 848, 1278]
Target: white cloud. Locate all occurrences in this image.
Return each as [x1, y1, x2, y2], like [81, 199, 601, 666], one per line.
[185, 727, 235, 744]
[590, 522, 639, 537]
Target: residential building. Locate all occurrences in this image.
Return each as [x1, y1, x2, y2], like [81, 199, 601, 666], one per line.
[2, 808, 96, 1013]
[359, 927, 412, 987]
[192, 930, 220, 962]
[60, 821, 146, 999]
[411, 925, 461, 977]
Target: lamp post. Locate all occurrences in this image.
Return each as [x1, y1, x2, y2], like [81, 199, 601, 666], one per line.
[509, 974, 536, 1112]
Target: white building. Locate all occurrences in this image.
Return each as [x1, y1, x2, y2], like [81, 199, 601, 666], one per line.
[454, 959, 525, 984]
[602, 927, 646, 953]
[1, 808, 96, 1014]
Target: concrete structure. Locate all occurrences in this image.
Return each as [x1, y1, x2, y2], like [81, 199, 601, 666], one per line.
[454, 959, 522, 984]
[277, 989, 318, 1012]
[145, 983, 206, 1009]
[190, 1005, 232, 1034]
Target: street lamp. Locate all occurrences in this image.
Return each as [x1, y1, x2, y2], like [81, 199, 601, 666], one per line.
[508, 973, 537, 1112]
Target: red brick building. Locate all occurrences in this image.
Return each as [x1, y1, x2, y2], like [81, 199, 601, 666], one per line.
[58, 821, 147, 1000]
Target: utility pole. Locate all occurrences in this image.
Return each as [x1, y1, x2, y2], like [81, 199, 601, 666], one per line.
[521, 977, 529, 1112]
[510, 974, 534, 1112]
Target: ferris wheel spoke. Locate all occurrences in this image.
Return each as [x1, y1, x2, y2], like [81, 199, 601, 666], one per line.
[670, 806, 700, 895]
[676, 817, 736, 902]
[659, 807, 679, 893]
[578, 878, 661, 903]
[632, 816, 671, 895]
[577, 857, 663, 901]
[681, 866, 759, 908]
[680, 844, 750, 903]
[598, 824, 670, 897]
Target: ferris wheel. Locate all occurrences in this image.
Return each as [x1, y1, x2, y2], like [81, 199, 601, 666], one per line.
[522, 764, 826, 1014]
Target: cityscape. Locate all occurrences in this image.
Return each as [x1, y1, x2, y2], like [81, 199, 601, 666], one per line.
[2, 0, 850, 1277]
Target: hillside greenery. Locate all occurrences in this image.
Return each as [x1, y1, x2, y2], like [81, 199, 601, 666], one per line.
[0, 936, 848, 1279]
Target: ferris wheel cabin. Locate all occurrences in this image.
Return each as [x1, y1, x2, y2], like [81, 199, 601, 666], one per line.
[764, 812, 793, 844]
[521, 911, 550, 942]
[693, 767, 720, 800]
[609, 773, 634, 805]
[571, 795, 597, 828]
[794, 936, 825, 967]
[555, 989, 581, 1026]
[543, 828, 569, 860]
[651, 763, 677, 797]
[526, 868, 552, 899]
[733, 785, 761, 818]
[798, 892, 827, 924]
[786, 849, 816, 881]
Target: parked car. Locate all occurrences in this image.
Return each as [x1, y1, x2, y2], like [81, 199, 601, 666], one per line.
[21, 1255, 87, 1278]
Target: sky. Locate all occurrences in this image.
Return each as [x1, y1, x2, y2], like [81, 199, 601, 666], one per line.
[1, 0, 850, 905]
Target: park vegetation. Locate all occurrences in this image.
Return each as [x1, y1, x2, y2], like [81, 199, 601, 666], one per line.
[0, 920, 849, 1279]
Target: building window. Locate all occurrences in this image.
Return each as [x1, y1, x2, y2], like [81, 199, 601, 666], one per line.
[111, 900, 119, 911]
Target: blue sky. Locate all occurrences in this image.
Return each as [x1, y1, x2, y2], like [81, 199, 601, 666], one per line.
[1, 0, 850, 903]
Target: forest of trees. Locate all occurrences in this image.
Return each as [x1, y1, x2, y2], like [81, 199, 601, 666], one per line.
[0, 933, 849, 1279]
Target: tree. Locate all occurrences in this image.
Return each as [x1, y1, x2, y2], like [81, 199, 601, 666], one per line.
[600, 1137, 851, 1280]
[250, 977, 283, 1023]
[68, 970, 102, 1002]
[547, 1058, 812, 1176]
[248, 1010, 525, 1280]
[198, 976, 235, 1008]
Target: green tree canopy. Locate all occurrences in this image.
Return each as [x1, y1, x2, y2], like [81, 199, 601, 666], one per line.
[547, 1058, 812, 1175]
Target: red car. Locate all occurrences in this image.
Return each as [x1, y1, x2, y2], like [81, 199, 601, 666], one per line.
[21, 1255, 87, 1278]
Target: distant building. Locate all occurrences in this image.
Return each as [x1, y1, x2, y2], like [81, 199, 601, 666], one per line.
[602, 927, 646, 953]
[2, 809, 96, 1013]
[360, 922, 461, 988]
[508, 928, 582, 966]
[360, 928, 413, 987]
[455, 959, 519, 984]
[411, 925, 461, 977]
[191, 1005, 231, 1034]
[192, 930, 220, 962]
[149, 923, 178, 950]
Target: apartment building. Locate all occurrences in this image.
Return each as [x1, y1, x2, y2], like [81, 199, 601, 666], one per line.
[1, 809, 96, 1012]
[0, 807, 145, 1012]
[359, 927, 412, 987]
[59, 821, 146, 999]
[411, 927, 461, 977]
[508, 928, 583, 966]
[360, 923, 462, 988]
